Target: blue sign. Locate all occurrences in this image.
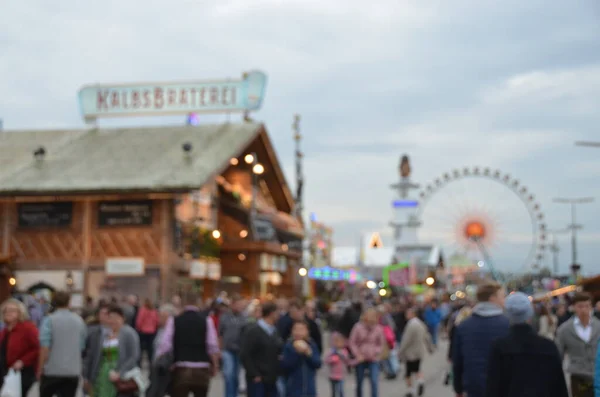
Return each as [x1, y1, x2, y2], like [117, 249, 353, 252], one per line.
[308, 266, 363, 283]
[78, 70, 267, 123]
[392, 200, 419, 208]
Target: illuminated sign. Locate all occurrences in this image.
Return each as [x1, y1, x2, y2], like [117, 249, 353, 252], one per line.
[368, 232, 383, 248]
[78, 70, 267, 123]
[392, 200, 419, 208]
[307, 266, 363, 284]
[382, 263, 410, 287]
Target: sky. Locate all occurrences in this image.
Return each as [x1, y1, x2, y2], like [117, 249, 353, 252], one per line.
[1, 0, 600, 274]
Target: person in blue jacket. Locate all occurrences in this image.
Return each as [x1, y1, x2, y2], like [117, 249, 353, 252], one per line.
[281, 321, 322, 397]
[452, 282, 509, 397]
[423, 300, 442, 346]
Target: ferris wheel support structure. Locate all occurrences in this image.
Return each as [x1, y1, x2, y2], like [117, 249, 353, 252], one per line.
[471, 236, 500, 282]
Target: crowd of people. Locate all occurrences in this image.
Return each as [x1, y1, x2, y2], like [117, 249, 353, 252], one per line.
[445, 283, 600, 397]
[0, 283, 599, 397]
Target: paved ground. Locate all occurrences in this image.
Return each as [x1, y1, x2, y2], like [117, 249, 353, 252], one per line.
[26, 340, 451, 397]
[208, 340, 451, 397]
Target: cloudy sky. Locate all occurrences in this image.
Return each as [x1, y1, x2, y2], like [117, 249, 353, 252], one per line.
[2, 0, 600, 274]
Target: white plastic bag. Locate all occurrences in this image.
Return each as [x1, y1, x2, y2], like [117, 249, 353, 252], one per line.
[0, 370, 21, 397]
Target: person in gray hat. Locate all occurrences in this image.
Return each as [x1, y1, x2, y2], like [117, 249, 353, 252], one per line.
[485, 292, 568, 397]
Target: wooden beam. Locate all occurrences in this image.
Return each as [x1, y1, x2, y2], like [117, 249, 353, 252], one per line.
[82, 199, 92, 295]
[257, 127, 296, 213]
[0, 192, 178, 203]
[160, 200, 170, 300]
[2, 204, 10, 256]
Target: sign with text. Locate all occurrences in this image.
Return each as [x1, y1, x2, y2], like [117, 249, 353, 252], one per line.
[98, 200, 153, 227]
[207, 261, 221, 280]
[252, 214, 276, 241]
[18, 202, 73, 228]
[189, 260, 220, 280]
[189, 260, 207, 279]
[106, 257, 145, 276]
[78, 70, 267, 122]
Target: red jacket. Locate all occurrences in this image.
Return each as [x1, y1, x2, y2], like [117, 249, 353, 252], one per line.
[0, 321, 39, 369]
[135, 307, 159, 334]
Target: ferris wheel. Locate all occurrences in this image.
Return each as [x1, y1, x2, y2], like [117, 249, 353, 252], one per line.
[417, 167, 547, 274]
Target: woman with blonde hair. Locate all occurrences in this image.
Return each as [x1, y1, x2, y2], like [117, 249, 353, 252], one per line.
[445, 305, 473, 385]
[0, 298, 40, 397]
[349, 307, 386, 397]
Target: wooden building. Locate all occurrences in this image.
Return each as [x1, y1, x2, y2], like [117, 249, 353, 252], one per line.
[0, 255, 13, 301]
[0, 122, 303, 305]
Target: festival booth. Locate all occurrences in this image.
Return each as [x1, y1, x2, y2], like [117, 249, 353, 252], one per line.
[0, 71, 304, 301]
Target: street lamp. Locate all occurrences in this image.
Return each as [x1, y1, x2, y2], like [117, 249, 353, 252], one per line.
[65, 271, 74, 291]
[553, 197, 595, 276]
[547, 228, 570, 275]
[298, 268, 307, 277]
[425, 277, 435, 286]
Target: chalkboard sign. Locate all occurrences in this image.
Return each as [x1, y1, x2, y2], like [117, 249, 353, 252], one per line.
[98, 200, 153, 227]
[18, 202, 73, 228]
[252, 215, 276, 241]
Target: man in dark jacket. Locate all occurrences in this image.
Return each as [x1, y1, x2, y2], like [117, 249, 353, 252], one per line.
[304, 301, 323, 355]
[338, 302, 362, 339]
[241, 302, 283, 397]
[219, 296, 247, 397]
[452, 281, 509, 397]
[391, 301, 407, 343]
[276, 299, 304, 342]
[486, 292, 568, 397]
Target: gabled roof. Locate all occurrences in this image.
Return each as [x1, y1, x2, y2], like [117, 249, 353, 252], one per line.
[0, 122, 263, 195]
[0, 128, 85, 182]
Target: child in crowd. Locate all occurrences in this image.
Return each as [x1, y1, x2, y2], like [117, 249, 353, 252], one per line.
[281, 321, 322, 397]
[325, 332, 350, 397]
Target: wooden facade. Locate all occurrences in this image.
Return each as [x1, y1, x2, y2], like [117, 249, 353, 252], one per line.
[0, 255, 12, 302]
[0, 123, 304, 302]
[0, 194, 176, 299]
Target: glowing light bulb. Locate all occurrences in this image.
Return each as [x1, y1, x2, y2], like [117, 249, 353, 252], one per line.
[253, 163, 264, 175]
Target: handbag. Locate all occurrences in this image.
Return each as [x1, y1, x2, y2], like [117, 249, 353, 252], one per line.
[113, 379, 138, 394]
